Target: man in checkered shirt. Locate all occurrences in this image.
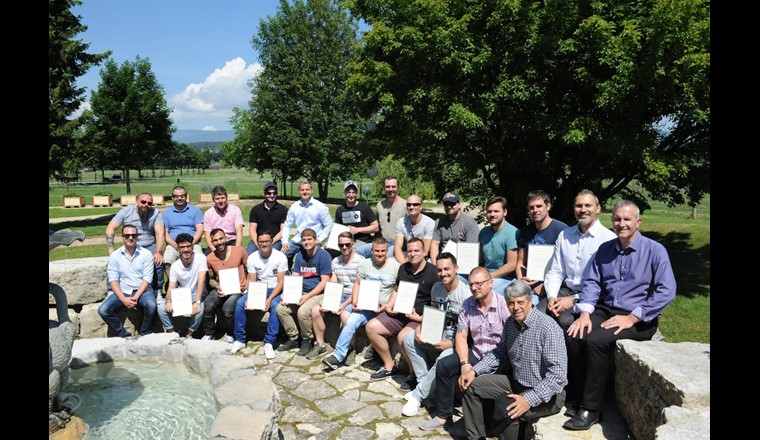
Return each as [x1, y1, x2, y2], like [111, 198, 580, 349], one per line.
[459, 279, 567, 439]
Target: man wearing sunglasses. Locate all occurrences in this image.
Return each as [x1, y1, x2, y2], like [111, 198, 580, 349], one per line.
[429, 192, 480, 269]
[330, 180, 379, 259]
[99, 224, 157, 338]
[105, 192, 165, 296]
[393, 194, 435, 264]
[376, 176, 406, 258]
[247, 182, 288, 255]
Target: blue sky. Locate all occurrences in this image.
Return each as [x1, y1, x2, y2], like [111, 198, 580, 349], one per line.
[73, 0, 283, 131]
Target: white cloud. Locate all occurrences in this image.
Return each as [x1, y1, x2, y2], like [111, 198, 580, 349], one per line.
[202, 125, 218, 131]
[170, 57, 262, 127]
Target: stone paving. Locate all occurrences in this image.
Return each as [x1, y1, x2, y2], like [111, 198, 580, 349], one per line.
[234, 341, 633, 440]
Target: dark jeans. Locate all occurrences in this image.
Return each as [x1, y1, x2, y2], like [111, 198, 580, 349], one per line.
[432, 350, 479, 419]
[98, 289, 157, 337]
[565, 304, 658, 411]
[233, 288, 282, 344]
[537, 285, 577, 332]
[202, 289, 242, 337]
[463, 374, 564, 440]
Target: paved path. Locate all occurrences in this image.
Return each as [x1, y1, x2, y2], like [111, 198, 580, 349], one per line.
[233, 341, 632, 439]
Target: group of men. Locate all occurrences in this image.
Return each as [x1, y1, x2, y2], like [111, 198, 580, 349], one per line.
[99, 178, 676, 438]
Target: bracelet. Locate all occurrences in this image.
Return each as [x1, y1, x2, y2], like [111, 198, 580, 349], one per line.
[459, 360, 470, 366]
[166, 299, 172, 303]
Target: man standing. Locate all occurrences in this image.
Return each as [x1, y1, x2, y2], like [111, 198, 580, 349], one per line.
[276, 228, 333, 356]
[479, 196, 519, 296]
[332, 180, 378, 258]
[203, 228, 248, 342]
[420, 267, 511, 431]
[365, 238, 438, 380]
[281, 180, 333, 260]
[543, 190, 616, 330]
[105, 193, 165, 294]
[203, 185, 245, 254]
[515, 190, 568, 305]
[429, 192, 480, 265]
[400, 252, 472, 417]
[157, 233, 207, 338]
[308, 231, 365, 359]
[162, 186, 204, 288]
[461, 280, 567, 440]
[99, 224, 157, 338]
[563, 200, 676, 430]
[232, 231, 288, 357]
[322, 237, 401, 370]
[394, 194, 435, 264]
[246, 182, 287, 254]
[376, 176, 406, 258]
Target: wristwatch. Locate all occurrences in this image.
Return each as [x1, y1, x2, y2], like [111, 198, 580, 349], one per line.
[572, 294, 580, 304]
[194, 300, 202, 304]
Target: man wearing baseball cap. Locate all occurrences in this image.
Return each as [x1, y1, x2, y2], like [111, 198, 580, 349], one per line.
[246, 181, 288, 254]
[330, 180, 379, 258]
[429, 192, 480, 268]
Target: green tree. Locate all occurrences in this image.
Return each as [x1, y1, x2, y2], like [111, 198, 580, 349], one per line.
[82, 56, 175, 193]
[49, 0, 110, 182]
[224, 0, 365, 201]
[348, 0, 709, 223]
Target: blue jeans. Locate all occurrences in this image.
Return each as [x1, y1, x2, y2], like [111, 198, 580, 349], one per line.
[144, 243, 164, 292]
[233, 288, 282, 344]
[246, 240, 283, 255]
[354, 241, 372, 258]
[402, 330, 454, 401]
[203, 290, 242, 337]
[98, 289, 157, 336]
[386, 238, 395, 258]
[284, 239, 303, 260]
[491, 277, 515, 297]
[333, 309, 377, 361]
[157, 298, 204, 333]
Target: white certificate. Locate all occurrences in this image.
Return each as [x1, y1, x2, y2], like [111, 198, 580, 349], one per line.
[441, 239, 457, 255]
[526, 244, 555, 281]
[321, 281, 344, 312]
[325, 223, 351, 250]
[170, 287, 193, 317]
[247, 281, 268, 310]
[392, 281, 419, 315]
[356, 279, 381, 311]
[420, 306, 446, 344]
[440, 241, 479, 274]
[218, 268, 242, 294]
[282, 275, 303, 304]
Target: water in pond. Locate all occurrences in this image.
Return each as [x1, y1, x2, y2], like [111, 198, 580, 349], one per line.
[65, 361, 217, 439]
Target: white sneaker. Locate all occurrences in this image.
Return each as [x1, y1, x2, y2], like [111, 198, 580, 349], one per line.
[402, 395, 421, 416]
[404, 391, 414, 401]
[201, 335, 213, 341]
[224, 335, 234, 343]
[264, 343, 275, 359]
[230, 341, 246, 354]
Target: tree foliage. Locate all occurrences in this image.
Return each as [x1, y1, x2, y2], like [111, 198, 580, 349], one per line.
[49, 0, 110, 181]
[81, 56, 175, 193]
[224, 0, 367, 201]
[347, 0, 709, 223]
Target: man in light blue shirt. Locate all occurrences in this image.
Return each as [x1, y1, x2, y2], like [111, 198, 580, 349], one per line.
[99, 224, 157, 338]
[281, 180, 333, 261]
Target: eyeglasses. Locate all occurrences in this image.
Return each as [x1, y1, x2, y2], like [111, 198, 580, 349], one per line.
[469, 279, 492, 288]
[338, 243, 353, 248]
[122, 233, 138, 238]
[265, 191, 277, 196]
[406, 203, 421, 207]
[139, 200, 153, 205]
[172, 194, 187, 199]
[258, 240, 272, 245]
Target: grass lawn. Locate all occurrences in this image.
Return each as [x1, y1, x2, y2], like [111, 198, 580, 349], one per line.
[50, 173, 709, 343]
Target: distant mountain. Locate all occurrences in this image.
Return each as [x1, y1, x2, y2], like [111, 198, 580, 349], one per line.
[173, 129, 234, 143]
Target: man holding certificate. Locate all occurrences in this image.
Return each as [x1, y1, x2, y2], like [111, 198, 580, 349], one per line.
[158, 233, 207, 338]
[515, 190, 568, 306]
[308, 231, 365, 360]
[400, 252, 472, 417]
[322, 237, 400, 370]
[202, 228, 248, 343]
[365, 238, 438, 381]
[420, 267, 510, 431]
[276, 228, 333, 356]
[231, 231, 289, 357]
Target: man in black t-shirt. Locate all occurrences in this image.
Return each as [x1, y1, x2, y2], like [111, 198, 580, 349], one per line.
[331, 180, 379, 258]
[247, 181, 288, 255]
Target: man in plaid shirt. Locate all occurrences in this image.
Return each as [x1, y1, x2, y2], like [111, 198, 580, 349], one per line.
[460, 279, 567, 439]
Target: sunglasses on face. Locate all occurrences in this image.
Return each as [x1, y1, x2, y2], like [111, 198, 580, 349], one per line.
[122, 233, 138, 238]
[139, 200, 153, 205]
[265, 191, 277, 196]
[172, 194, 187, 199]
[406, 203, 421, 207]
[338, 243, 353, 248]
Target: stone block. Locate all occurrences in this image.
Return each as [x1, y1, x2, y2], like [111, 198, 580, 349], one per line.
[209, 406, 278, 440]
[49, 257, 109, 306]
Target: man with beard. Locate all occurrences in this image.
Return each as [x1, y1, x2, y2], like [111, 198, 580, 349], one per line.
[478, 197, 519, 296]
[203, 228, 248, 342]
[106, 193, 165, 295]
[376, 176, 406, 258]
[203, 185, 245, 254]
[162, 186, 204, 290]
[329, 180, 378, 258]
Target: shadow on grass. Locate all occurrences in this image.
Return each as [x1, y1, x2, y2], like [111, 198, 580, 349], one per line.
[48, 215, 112, 231]
[645, 231, 710, 299]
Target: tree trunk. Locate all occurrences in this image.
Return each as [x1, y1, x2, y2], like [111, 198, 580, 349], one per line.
[125, 168, 132, 194]
[691, 204, 698, 220]
[317, 178, 329, 202]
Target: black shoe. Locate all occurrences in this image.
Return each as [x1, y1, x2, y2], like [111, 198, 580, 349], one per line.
[370, 365, 398, 380]
[562, 409, 600, 431]
[400, 374, 417, 391]
[277, 339, 299, 351]
[297, 339, 314, 356]
[322, 354, 344, 370]
[564, 402, 580, 417]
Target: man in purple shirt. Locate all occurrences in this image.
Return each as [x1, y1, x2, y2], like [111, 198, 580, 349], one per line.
[563, 200, 677, 431]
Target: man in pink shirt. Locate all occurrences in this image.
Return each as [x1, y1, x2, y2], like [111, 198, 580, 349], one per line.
[203, 185, 245, 255]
